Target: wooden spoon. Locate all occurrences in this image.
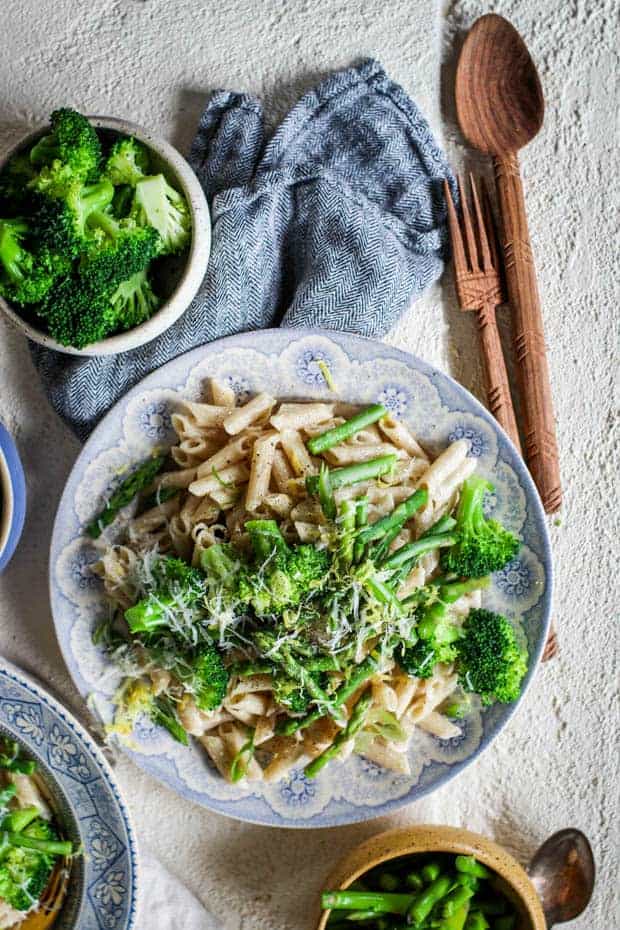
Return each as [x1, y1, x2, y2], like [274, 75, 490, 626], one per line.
[455, 14, 562, 513]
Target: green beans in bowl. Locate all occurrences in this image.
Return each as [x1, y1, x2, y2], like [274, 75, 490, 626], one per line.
[0, 108, 210, 355]
[318, 827, 546, 930]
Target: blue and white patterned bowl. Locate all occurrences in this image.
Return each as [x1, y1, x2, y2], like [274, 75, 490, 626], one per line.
[49, 329, 552, 828]
[0, 422, 26, 574]
[0, 658, 139, 929]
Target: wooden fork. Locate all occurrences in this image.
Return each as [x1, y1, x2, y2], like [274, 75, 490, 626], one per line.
[444, 175, 521, 452]
[19, 863, 68, 930]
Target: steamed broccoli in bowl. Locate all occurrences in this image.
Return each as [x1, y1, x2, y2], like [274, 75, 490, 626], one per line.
[0, 107, 192, 349]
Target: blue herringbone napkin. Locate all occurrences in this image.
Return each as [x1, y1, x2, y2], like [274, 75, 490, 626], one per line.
[31, 59, 454, 440]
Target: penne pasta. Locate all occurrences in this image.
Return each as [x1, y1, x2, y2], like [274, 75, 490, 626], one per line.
[245, 431, 279, 512]
[95, 391, 522, 786]
[209, 377, 236, 407]
[223, 392, 275, 435]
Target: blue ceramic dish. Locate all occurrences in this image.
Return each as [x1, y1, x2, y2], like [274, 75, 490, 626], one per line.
[0, 422, 26, 573]
[49, 329, 552, 828]
[0, 658, 139, 929]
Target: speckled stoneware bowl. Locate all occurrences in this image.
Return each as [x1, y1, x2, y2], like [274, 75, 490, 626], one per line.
[317, 825, 547, 930]
[0, 116, 211, 356]
[0, 421, 26, 573]
[0, 657, 138, 929]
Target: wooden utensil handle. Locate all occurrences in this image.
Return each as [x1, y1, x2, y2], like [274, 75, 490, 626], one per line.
[477, 304, 522, 451]
[494, 153, 562, 512]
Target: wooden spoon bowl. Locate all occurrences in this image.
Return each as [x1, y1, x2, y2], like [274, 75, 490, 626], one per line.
[456, 13, 544, 156]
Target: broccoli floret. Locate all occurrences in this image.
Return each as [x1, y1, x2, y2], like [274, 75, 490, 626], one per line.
[398, 635, 458, 679]
[83, 209, 160, 286]
[0, 819, 58, 912]
[131, 173, 191, 255]
[39, 220, 160, 347]
[124, 556, 206, 634]
[456, 608, 528, 705]
[189, 646, 229, 711]
[36, 277, 115, 347]
[273, 678, 310, 713]
[288, 544, 331, 588]
[104, 136, 150, 187]
[441, 476, 519, 578]
[0, 154, 38, 213]
[29, 108, 101, 181]
[272, 671, 327, 714]
[32, 178, 114, 257]
[111, 184, 134, 219]
[108, 268, 160, 330]
[0, 218, 68, 304]
[397, 578, 489, 680]
[239, 521, 330, 615]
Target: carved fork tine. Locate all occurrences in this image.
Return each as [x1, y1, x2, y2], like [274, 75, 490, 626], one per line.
[444, 178, 522, 451]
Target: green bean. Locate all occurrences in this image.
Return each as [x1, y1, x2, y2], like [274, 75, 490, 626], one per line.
[420, 861, 442, 883]
[279, 646, 333, 707]
[405, 871, 424, 891]
[406, 874, 452, 925]
[380, 533, 456, 570]
[455, 857, 491, 879]
[443, 884, 476, 917]
[306, 455, 397, 495]
[1, 806, 40, 834]
[364, 576, 404, 614]
[319, 461, 337, 520]
[464, 913, 490, 930]
[321, 890, 413, 915]
[421, 514, 457, 536]
[339, 499, 357, 564]
[440, 903, 471, 930]
[86, 454, 166, 538]
[356, 489, 428, 547]
[229, 730, 255, 783]
[276, 656, 378, 736]
[439, 577, 490, 604]
[307, 404, 387, 454]
[305, 691, 373, 778]
[6, 832, 73, 858]
[153, 697, 189, 746]
[371, 522, 406, 564]
[353, 497, 369, 562]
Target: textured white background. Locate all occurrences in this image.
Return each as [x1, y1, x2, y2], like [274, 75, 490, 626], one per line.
[0, 1, 618, 928]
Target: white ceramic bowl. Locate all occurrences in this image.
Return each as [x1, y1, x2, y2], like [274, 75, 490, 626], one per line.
[0, 116, 211, 355]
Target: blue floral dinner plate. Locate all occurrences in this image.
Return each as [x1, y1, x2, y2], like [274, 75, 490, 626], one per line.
[0, 658, 138, 928]
[49, 329, 552, 828]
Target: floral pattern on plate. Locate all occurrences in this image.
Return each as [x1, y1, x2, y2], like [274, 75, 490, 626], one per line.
[49, 329, 552, 828]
